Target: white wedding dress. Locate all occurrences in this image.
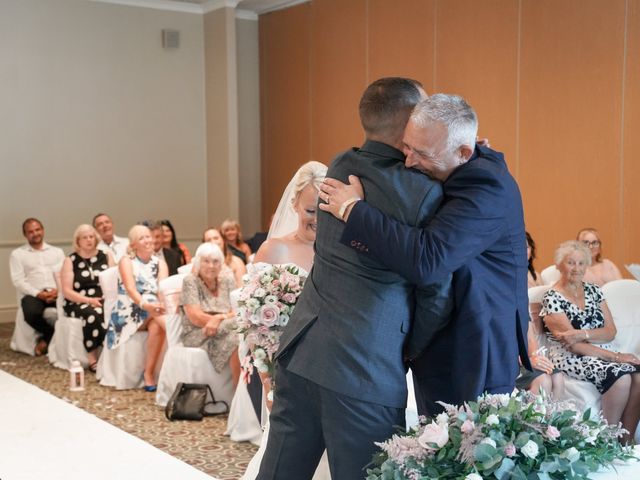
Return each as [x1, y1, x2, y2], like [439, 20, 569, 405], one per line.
[239, 262, 331, 480]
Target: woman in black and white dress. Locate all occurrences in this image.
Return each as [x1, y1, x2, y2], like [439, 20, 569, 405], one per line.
[541, 240, 640, 443]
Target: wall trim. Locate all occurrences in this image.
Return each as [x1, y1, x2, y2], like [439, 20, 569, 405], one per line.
[0, 304, 17, 324]
[255, 0, 310, 15]
[90, 0, 204, 14]
[90, 0, 305, 16]
[236, 9, 258, 20]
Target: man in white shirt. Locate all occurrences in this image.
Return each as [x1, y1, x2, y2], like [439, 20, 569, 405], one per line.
[9, 218, 65, 355]
[93, 213, 129, 262]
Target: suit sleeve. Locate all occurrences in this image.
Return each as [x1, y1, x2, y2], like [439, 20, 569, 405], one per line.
[406, 182, 453, 361]
[341, 165, 507, 285]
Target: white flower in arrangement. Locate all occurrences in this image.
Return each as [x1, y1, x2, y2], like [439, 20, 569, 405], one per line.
[245, 298, 260, 311]
[253, 287, 267, 298]
[278, 314, 289, 326]
[485, 414, 499, 426]
[521, 440, 539, 459]
[561, 447, 580, 463]
[264, 295, 278, 304]
[436, 412, 449, 425]
[465, 474, 483, 480]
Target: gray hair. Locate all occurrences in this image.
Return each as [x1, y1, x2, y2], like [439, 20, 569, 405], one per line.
[554, 240, 592, 267]
[411, 94, 478, 153]
[192, 242, 224, 276]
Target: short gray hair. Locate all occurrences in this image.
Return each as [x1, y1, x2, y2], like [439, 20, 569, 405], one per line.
[554, 240, 592, 267]
[411, 94, 478, 153]
[192, 242, 224, 275]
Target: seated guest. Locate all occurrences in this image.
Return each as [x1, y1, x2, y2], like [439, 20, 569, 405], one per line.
[542, 240, 640, 443]
[577, 227, 623, 286]
[526, 231, 543, 288]
[160, 219, 191, 265]
[220, 219, 251, 263]
[203, 227, 246, 287]
[61, 224, 115, 371]
[93, 213, 129, 262]
[180, 243, 240, 387]
[143, 220, 181, 276]
[9, 218, 65, 355]
[106, 225, 167, 391]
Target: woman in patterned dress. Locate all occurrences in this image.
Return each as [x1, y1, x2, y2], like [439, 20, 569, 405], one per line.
[179, 242, 239, 386]
[106, 225, 168, 391]
[61, 224, 115, 371]
[542, 240, 640, 442]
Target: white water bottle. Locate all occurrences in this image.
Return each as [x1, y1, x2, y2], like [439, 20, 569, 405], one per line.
[69, 360, 85, 391]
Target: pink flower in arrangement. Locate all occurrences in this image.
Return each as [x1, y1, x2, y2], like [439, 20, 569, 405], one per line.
[260, 304, 280, 327]
[418, 422, 449, 450]
[504, 443, 516, 457]
[546, 425, 561, 440]
[461, 419, 475, 434]
[282, 293, 297, 304]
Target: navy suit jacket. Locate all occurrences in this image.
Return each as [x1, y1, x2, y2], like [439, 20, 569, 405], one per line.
[276, 141, 451, 408]
[341, 145, 530, 411]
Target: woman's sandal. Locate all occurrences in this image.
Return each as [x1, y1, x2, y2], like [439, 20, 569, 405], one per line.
[88, 361, 98, 373]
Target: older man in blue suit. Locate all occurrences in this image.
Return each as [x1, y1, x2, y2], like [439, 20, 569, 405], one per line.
[320, 93, 531, 416]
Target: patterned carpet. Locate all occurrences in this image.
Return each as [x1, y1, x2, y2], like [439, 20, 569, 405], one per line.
[0, 323, 257, 479]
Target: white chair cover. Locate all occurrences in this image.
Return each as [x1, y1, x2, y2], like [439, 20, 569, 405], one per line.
[155, 274, 234, 410]
[10, 296, 38, 356]
[177, 263, 192, 275]
[540, 265, 561, 285]
[96, 266, 148, 390]
[48, 271, 88, 369]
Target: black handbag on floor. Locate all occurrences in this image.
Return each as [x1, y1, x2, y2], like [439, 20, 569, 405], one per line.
[165, 382, 229, 421]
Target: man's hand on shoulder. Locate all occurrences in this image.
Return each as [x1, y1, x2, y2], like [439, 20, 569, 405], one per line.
[319, 176, 363, 222]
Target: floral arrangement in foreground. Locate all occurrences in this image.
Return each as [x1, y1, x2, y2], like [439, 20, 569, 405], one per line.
[367, 390, 636, 480]
[236, 263, 307, 393]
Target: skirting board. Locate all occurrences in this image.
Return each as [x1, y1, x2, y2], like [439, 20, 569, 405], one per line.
[0, 304, 17, 324]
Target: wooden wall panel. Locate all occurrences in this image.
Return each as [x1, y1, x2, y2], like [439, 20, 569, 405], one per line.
[310, 0, 367, 164]
[259, 4, 311, 226]
[622, 0, 640, 267]
[435, 0, 519, 174]
[518, 0, 626, 267]
[367, 0, 436, 90]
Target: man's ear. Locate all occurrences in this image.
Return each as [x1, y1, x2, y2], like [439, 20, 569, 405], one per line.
[460, 144, 474, 162]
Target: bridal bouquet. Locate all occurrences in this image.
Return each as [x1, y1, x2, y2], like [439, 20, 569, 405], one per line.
[236, 263, 307, 385]
[367, 391, 634, 480]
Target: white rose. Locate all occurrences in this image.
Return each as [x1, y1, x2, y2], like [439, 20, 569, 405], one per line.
[465, 474, 483, 480]
[253, 288, 266, 298]
[436, 412, 449, 425]
[480, 437, 496, 449]
[561, 447, 580, 463]
[418, 422, 449, 450]
[521, 440, 539, 459]
[246, 298, 260, 311]
[485, 414, 500, 426]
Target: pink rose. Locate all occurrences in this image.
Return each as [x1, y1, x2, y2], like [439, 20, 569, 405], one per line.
[260, 305, 280, 327]
[546, 425, 561, 440]
[504, 443, 516, 457]
[461, 419, 475, 434]
[282, 293, 297, 303]
[418, 422, 449, 450]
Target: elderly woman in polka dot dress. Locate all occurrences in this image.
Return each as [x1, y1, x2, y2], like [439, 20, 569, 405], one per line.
[542, 240, 640, 443]
[61, 224, 115, 372]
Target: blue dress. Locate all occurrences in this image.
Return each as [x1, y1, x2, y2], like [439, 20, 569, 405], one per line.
[106, 255, 159, 349]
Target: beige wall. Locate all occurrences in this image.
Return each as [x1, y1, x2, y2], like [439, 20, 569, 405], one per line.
[0, 0, 262, 321]
[258, 0, 640, 274]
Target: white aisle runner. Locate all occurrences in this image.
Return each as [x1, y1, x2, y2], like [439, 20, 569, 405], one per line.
[0, 370, 215, 480]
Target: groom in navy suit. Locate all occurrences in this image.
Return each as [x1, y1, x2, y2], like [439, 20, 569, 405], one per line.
[321, 94, 531, 416]
[257, 78, 452, 479]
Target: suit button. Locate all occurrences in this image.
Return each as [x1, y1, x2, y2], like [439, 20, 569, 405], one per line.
[350, 240, 358, 247]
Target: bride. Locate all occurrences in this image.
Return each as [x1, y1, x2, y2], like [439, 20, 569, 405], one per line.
[242, 160, 330, 480]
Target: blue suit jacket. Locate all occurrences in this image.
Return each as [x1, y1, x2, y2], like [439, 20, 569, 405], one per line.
[341, 145, 530, 411]
[276, 141, 451, 408]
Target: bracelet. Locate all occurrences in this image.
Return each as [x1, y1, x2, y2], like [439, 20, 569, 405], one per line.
[338, 197, 362, 220]
[584, 330, 590, 341]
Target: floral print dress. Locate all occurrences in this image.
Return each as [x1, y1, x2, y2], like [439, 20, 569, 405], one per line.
[541, 282, 638, 393]
[106, 255, 160, 349]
